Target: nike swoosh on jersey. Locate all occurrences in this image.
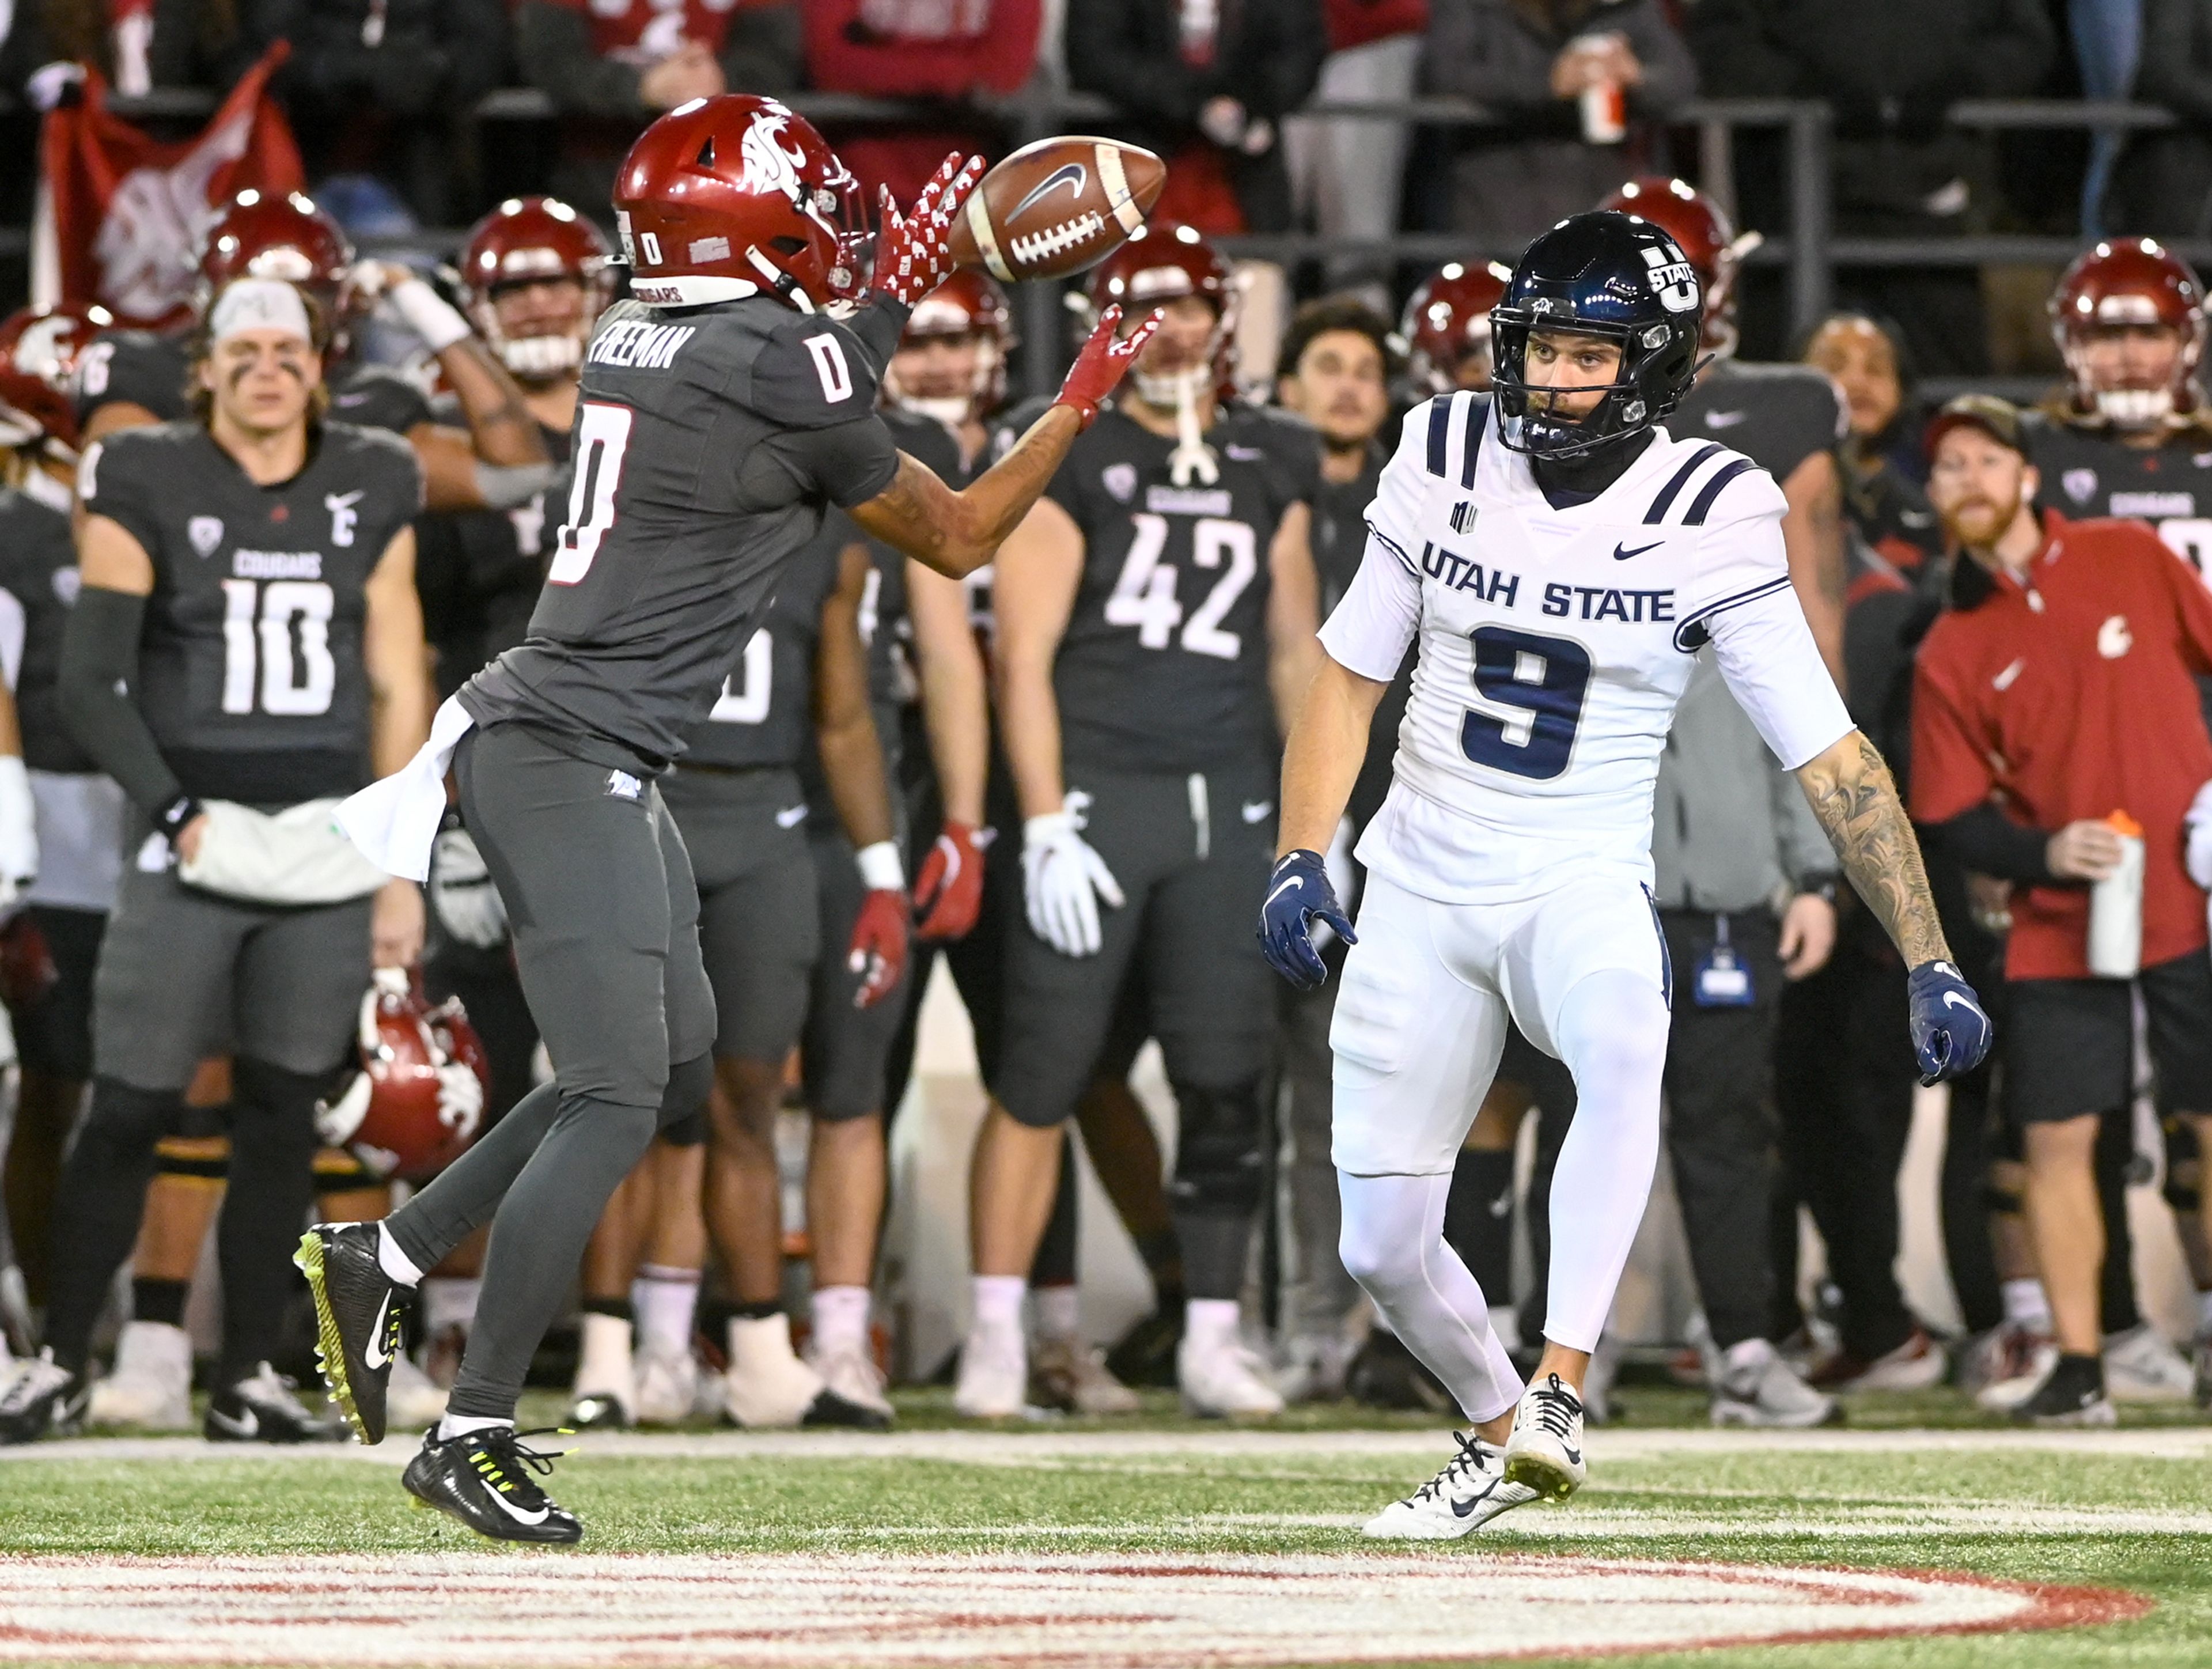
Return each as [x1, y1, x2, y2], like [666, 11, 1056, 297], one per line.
[775, 805, 808, 828]
[363, 1295, 395, 1369]
[1993, 658, 2025, 690]
[1701, 410, 1749, 428]
[482, 1484, 551, 1527]
[1009, 162, 1088, 224]
[1225, 444, 1266, 460]
[1241, 800, 1274, 823]
[1266, 876, 1304, 910]
[1612, 540, 1662, 562]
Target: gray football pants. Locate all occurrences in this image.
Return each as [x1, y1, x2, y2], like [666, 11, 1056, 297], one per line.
[387, 722, 717, 1420]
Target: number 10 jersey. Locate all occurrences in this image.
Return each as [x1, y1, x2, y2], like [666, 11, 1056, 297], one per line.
[1320, 393, 1853, 905]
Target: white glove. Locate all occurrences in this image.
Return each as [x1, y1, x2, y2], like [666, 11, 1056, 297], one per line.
[2187, 778, 2212, 890]
[434, 1060, 484, 1142]
[429, 826, 509, 948]
[1021, 790, 1124, 958]
[0, 755, 39, 909]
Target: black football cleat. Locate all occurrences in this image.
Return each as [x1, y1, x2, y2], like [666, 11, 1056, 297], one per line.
[295, 1221, 409, 1444]
[0, 1350, 89, 1445]
[403, 1425, 583, 1544]
[800, 1386, 892, 1430]
[204, 1362, 346, 1443]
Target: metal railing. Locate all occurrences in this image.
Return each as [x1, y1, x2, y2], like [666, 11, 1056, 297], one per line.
[1, 87, 2198, 398]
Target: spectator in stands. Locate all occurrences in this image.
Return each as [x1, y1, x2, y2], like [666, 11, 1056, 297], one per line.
[1423, 0, 1695, 248]
[516, 0, 802, 223]
[1283, 0, 1430, 308]
[1063, 0, 1328, 234]
[249, 1, 510, 227]
[20, 0, 253, 98]
[804, 0, 1041, 212]
[1689, 0, 2056, 377]
[2107, 0, 2212, 237]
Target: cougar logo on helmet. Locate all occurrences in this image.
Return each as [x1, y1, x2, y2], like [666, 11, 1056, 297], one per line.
[738, 111, 810, 206]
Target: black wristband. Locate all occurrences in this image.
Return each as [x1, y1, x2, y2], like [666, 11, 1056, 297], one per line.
[156, 794, 203, 841]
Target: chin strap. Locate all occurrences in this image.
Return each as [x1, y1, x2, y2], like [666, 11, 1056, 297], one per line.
[1166, 372, 1219, 487]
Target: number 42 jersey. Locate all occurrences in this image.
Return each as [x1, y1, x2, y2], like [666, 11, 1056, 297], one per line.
[1321, 393, 1854, 904]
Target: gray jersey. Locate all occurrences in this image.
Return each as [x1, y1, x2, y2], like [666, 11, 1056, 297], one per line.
[1670, 359, 1846, 486]
[460, 296, 902, 770]
[77, 330, 432, 437]
[1037, 402, 1319, 775]
[679, 518, 845, 771]
[78, 421, 425, 802]
[0, 486, 94, 773]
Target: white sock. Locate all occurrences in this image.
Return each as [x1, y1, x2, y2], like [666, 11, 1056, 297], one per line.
[631, 1265, 702, 1358]
[1184, 1297, 1243, 1353]
[1543, 969, 1668, 1352]
[420, 1277, 479, 1337]
[2003, 1278, 2052, 1330]
[436, 1412, 509, 1441]
[1338, 1170, 1524, 1425]
[972, 1275, 1027, 1335]
[809, 1284, 872, 1357]
[576, 1311, 632, 1384]
[727, 1312, 805, 1374]
[1032, 1283, 1080, 1343]
[376, 1223, 425, 1287]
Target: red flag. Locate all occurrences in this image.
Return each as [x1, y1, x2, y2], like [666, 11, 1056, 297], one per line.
[35, 44, 304, 330]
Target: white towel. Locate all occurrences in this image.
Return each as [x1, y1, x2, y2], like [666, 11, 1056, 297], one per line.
[335, 695, 476, 882]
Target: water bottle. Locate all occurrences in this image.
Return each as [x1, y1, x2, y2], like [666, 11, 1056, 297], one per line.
[2088, 811, 2145, 979]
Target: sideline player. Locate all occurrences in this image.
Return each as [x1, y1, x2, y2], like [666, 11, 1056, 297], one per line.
[956, 224, 1321, 1421]
[2020, 237, 2212, 1402]
[0, 278, 431, 1445]
[1259, 210, 1990, 1536]
[298, 96, 1156, 1542]
[1401, 262, 1511, 399]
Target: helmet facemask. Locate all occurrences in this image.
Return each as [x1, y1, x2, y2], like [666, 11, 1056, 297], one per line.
[1491, 318, 1693, 460]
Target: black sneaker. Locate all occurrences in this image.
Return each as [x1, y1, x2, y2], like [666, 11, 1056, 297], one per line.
[2014, 1354, 2117, 1427]
[800, 1386, 892, 1430]
[296, 1221, 410, 1444]
[1104, 1308, 1184, 1390]
[403, 1425, 582, 1544]
[204, 1362, 346, 1443]
[0, 1349, 88, 1444]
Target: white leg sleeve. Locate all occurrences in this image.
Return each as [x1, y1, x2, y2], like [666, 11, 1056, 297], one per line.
[1541, 968, 1671, 1352]
[1338, 1170, 1525, 1423]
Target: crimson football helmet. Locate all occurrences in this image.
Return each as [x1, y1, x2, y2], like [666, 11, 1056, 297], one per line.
[315, 970, 491, 1182]
[1599, 177, 1762, 358]
[614, 94, 865, 313]
[198, 190, 355, 321]
[0, 300, 112, 451]
[884, 270, 1013, 425]
[1078, 222, 1236, 408]
[2050, 238, 2209, 427]
[456, 196, 615, 383]
[1402, 261, 1513, 395]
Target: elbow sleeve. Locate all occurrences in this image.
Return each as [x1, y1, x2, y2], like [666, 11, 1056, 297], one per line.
[59, 585, 183, 814]
[1931, 803, 2056, 885]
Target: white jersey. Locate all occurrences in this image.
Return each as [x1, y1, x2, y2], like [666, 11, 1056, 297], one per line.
[1319, 392, 1852, 904]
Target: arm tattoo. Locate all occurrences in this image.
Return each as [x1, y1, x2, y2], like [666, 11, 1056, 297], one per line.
[1799, 731, 1950, 966]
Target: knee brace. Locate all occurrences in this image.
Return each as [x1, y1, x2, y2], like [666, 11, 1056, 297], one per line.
[1168, 1079, 1264, 1219]
[79, 1079, 187, 1164]
[154, 1132, 231, 1187]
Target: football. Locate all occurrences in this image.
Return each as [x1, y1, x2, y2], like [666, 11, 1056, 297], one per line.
[949, 136, 1165, 283]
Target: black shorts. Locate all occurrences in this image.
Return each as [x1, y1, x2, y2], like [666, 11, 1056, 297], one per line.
[995, 760, 1276, 1130]
[2003, 950, 2212, 1127]
[7, 905, 105, 1080]
[659, 764, 818, 1066]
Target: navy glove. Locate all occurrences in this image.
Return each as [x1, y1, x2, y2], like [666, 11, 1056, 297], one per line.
[1907, 959, 1993, 1087]
[1258, 849, 1355, 989]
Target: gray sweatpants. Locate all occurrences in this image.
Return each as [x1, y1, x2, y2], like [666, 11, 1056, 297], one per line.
[387, 722, 717, 1419]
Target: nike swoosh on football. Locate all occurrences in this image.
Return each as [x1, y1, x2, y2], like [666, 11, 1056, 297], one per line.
[1701, 410, 1749, 427]
[1612, 540, 1662, 562]
[1008, 162, 1087, 224]
[1266, 876, 1304, 910]
[482, 1486, 551, 1527]
[363, 1294, 395, 1369]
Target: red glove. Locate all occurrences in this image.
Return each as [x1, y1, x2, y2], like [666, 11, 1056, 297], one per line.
[1053, 305, 1162, 429]
[847, 887, 910, 1009]
[870, 152, 984, 308]
[913, 820, 989, 942]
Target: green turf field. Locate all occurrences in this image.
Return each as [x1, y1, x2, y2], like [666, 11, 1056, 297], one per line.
[3, 1394, 2210, 1667]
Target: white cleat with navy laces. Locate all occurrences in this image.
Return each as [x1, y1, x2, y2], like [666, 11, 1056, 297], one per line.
[1363, 1430, 1540, 1539]
[1502, 1372, 1589, 1502]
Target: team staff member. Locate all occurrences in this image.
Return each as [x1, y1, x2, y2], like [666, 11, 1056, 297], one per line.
[298, 104, 1155, 1543]
[0, 279, 431, 1447]
[1914, 395, 2212, 1427]
[957, 224, 1321, 1422]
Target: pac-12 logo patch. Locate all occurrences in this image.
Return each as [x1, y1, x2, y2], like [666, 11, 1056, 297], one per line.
[1103, 463, 1138, 504]
[2062, 468, 2098, 505]
[187, 516, 224, 558]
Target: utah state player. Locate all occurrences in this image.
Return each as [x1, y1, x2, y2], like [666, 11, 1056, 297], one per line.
[0, 278, 431, 1447]
[301, 97, 1156, 1542]
[956, 224, 1321, 1421]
